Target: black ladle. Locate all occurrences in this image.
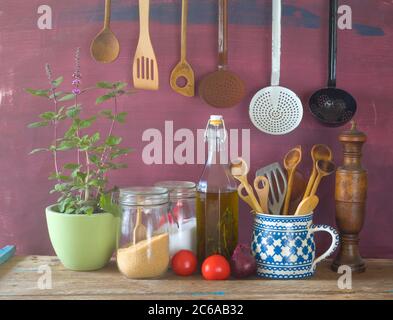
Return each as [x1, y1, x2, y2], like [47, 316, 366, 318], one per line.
[309, 0, 357, 127]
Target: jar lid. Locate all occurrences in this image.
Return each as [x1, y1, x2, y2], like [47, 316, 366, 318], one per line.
[154, 181, 196, 199]
[339, 121, 367, 143]
[118, 187, 169, 206]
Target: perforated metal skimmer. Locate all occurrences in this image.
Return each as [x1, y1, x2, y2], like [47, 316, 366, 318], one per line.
[249, 0, 303, 135]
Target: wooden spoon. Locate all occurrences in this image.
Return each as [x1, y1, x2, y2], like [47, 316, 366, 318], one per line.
[90, 0, 120, 63]
[170, 0, 195, 97]
[303, 144, 332, 199]
[282, 146, 302, 215]
[133, 207, 147, 245]
[310, 159, 336, 196]
[253, 176, 270, 214]
[294, 195, 319, 216]
[230, 158, 263, 213]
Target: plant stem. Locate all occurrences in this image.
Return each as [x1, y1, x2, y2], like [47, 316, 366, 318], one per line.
[75, 94, 81, 165]
[100, 93, 118, 166]
[84, 150, 90, 202]
[50, 86, 60, 180]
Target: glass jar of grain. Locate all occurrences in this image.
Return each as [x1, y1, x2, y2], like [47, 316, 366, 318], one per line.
[116, 187, 170, 279]
[155, 181, 197, 257]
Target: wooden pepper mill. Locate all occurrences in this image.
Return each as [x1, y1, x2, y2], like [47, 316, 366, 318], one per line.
[331, 121, 367, 273]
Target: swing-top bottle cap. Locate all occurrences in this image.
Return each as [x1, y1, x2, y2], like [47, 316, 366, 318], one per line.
[209, 115, 223, 126]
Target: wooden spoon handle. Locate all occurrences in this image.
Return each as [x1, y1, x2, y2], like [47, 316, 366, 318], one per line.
[310, 174, 323, 196]
[180, 0, 188, 61]
[283, 169, 295, 215]
[218, 0, 228, 69]
[303, 165, 317, 199]
[104, 0, 111, 28]
[138, 0, 150, 37]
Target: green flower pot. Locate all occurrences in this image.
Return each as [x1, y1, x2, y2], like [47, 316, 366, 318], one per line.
[46, 205, 118, 271]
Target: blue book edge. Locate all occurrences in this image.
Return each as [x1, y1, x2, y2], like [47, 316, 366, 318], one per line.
[0, 245, 16, 265]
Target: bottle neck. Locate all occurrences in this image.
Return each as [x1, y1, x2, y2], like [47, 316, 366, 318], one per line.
[206, 132, 228, 165]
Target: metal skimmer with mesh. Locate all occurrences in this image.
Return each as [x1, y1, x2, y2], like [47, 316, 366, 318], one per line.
[249, 0, 303, 135]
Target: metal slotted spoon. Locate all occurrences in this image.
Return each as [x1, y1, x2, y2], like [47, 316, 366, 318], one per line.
[249, 0, 303, 135]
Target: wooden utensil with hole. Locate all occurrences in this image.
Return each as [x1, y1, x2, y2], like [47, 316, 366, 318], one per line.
[230, 159, 263, 213]
[254, 176, 270, 214]
[133, 0, 159, 90]
[237, 184, 257, 213]
[310, 159, 336, 196]
[90, 0, 120, 63]
[303, 145, 332, 200]
[170, 0, 194, 97]
[294, 195, 319, 216]
[283, 146, 302, 215]
[198, 0, 245, 108]
[133, 207, 147, 245]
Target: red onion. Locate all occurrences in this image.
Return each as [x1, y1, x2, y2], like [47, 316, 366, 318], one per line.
[230, 244, 257, 278]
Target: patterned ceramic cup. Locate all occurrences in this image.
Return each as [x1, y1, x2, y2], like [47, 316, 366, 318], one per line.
[251, 212, 339, 279]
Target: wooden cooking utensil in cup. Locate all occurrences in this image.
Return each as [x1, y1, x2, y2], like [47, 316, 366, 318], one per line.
[294, 195, 319, 216]
[254, 176, 270, 214]
[288, 170, 307, 215]
[303, 144, 332, 200]
[230, 158, 263, 213]
[238, 184, 257, 213]
[90, 0, 120, 63]
[308, 0, 357, 127]
[133, 0, 159, 90]
[170, 0, 194, 97]
[282, 146, 302, 215]
[199, 0, 245, 108]
[310, 159, 336, 196]
[133, 207, 147, 245]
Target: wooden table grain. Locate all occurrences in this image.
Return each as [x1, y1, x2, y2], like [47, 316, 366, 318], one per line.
[0, 256, 392, 300]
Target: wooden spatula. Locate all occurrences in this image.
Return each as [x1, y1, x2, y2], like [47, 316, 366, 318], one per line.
[133, 0, 159, 90]
[294, 195, 319, 216]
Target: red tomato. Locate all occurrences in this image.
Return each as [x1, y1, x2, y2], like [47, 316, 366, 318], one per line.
[171, 250, 197, 276]
[202, 255, 231, 280]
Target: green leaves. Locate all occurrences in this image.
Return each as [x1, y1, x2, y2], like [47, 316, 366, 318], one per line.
[96, 92, 116, 105]
[28, 71, 133, 215]
[29, 148, 49, 155]
[95, 81, 129, 104]
[106, 135, 122, 146]
[99, 192, 121, 217]
[25, 88, 50, 97]
[28, 121, 49, 128]
[66, 104, 81, 118]
[96, 81, 114, 89]
[52, 76, 64, 87]
[99, 110, 127, 123]
[39, 111, 56, 121]
[58, 93, 75, 102]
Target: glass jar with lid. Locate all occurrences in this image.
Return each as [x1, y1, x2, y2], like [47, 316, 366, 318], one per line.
[155, 181, 197, 257]
[116, 187, 170, 279]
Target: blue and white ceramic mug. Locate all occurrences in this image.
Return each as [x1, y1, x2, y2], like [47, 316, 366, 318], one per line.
[251, 212, 339, 279]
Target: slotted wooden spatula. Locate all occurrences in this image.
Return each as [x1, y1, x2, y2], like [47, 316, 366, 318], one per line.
[133, 0, 159, 90]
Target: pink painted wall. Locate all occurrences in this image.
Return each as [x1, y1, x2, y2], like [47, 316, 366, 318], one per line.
[0, 0, 392, 257]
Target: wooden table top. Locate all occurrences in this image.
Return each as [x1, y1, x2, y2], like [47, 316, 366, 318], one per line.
[0, 256, 392, 300]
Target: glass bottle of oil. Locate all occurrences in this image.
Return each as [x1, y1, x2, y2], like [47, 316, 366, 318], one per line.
[196, 115, 238, 263]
